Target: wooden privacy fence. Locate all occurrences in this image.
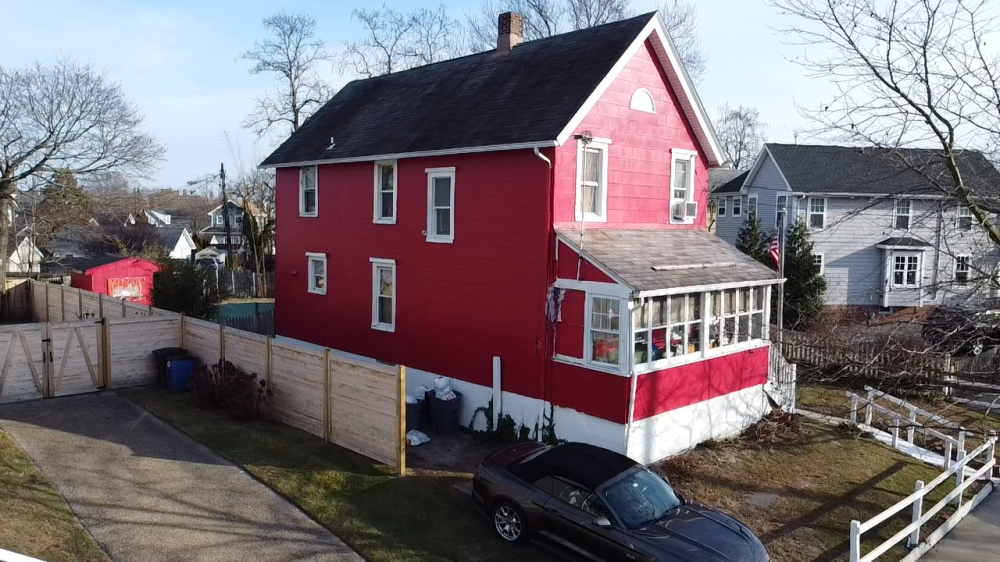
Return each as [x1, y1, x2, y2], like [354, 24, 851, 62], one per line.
[220, 310, 275, 337]
[779, 329, 952, 380]
[9, 280, 406, 475]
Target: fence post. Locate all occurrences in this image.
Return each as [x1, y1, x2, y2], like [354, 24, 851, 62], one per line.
[179, 313, 186, 349]
[958, 431, 966, 456]
[44, 283, 50, 322]
[850, 394, 858, 425]
[849, 520, 861, 562]
[989, 432, 997, 479]
[77, 288, 83, 320]
[945, 439, 953, 470]
[955, 450, 967, 508]
[60, 285, 66, 321]
[265, 337, 273, 389]
[866, 388, 874, 426]
[892, 415, 900, 449]
[102, 317, 112, 389]
[121, 299, 126, 318]
[98, 293, 104, 319]
[909, 480, 924, 548]
[323, 349, 331, 443]
[219, 325, 226, 364]
[397, 365, 407, 477]
[907, 408, 917, 444]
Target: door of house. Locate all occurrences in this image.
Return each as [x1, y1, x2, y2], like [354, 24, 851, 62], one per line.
[46, 320, 103, 398]
[0, 324, 46, 403]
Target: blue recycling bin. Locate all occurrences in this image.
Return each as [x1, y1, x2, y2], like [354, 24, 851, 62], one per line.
[167, 357, 196, 393]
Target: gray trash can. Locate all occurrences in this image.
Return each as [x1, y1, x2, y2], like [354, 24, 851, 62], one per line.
[406, 398, 423, 432]
[425, 390, 462, 435]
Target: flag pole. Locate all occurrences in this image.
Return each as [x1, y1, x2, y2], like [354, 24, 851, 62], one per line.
[776, 205, 787, 345]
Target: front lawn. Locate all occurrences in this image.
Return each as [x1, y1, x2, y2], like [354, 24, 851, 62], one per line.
[658, 418, 961, 562]
[0, 428, 106, 562]
[119, 387, 552, 562]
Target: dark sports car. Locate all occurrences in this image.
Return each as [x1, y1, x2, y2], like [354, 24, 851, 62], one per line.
[473, 442, 768, 561]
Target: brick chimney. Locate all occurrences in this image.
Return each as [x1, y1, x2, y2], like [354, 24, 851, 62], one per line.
[497, 12, 524, 53]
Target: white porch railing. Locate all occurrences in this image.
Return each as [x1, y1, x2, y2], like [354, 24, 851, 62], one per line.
[848, 434, 996, 562]
[768, 344, 797, 410]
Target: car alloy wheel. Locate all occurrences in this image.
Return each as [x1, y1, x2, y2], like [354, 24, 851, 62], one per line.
[972, 340, 985, 356]
[494, 503, 524, 543]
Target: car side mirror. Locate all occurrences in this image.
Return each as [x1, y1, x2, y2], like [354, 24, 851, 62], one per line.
[593, 516, 612, 527]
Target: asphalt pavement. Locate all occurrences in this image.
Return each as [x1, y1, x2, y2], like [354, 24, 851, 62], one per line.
[0, 392, 361, 562]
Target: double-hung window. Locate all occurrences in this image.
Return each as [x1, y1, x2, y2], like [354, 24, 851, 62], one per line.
[718, 197, 728, 217]
[426, 167, 455, 243]
[808, 198, 826, 229]
[374, 161, 397, 224]
[814, 254, 825, 275]
[748, 196, 758, 217]
[371, 258, 396, 331]
[732, 196, 742, 217]
[306, 253, 327, 295]
[671, 149, 698, 223]
[300, 166, 318, 217]
[589, 296, 620, 366]
[894, 199, 911, 230]
[959, 206, 973, 230]
[956, 256, 970, 284]
[892, 253, 920, 288]
[576, 139, 609, 221]
[776, 195, 787, 229]
[215, 214, 223, 226]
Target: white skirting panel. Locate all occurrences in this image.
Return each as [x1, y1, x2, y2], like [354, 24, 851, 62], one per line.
[626, 384, 769, 465]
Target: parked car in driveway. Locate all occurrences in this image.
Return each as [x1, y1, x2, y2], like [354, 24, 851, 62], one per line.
[923, 307, 1000, 356]
[472, 442, 768, 561]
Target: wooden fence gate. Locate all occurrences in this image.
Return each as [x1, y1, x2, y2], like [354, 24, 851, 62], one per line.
[0, 321, 104, 403]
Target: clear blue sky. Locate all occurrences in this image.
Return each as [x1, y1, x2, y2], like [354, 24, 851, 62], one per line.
[3, 0, 824, 188]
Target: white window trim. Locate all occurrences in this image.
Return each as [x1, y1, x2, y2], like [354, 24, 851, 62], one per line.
[891, 251, 922, 289]
[299, 166, 318, 218]
[370, 258, 397, 332]
[748, 195, 757, 217]
[894, 199, 912, 231]
[670, 148, 698, 225]
[306, 252, 327, 295]
[575, 138, 611, 222]
[955, 254, 971, 284]
[718, 197, 728, 217]
[425, 167, 456, 243]
[585, 293, 624, 371]
[808, 197, 827, 230]
[814, 253, 825, 275]
[373, 160, 397, 224]
[629, 88, 656, 113]
[776, 195, 788, 229]
[732, 196, 742, 217]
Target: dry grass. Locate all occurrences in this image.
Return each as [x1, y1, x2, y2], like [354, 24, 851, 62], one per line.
[657, 419, 962, 562]
[0, 428, 105, 562]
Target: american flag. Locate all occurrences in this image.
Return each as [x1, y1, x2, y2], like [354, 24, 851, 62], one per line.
[769, 234, 781, 267]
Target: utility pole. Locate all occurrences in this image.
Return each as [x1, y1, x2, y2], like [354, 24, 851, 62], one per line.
[219, 163, 233, 270]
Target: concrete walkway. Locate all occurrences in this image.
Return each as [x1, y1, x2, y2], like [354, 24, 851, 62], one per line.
[923, 488, 1000, 560]
[0, 392, 361, 562]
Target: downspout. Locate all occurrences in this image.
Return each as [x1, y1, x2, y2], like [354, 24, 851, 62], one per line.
[535, 147, 555, 441]
[624, 292, 638, 458]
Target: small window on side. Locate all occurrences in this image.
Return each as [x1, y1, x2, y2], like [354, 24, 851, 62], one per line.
[300, 166, 318, 217]
[375, 161, 397, 224]
[306, 253, 326, 295]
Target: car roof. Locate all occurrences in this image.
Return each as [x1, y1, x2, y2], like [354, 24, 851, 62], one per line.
[510, 442, 638, 490]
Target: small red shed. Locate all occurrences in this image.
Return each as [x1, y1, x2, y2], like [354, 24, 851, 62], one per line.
[70, 256, 162, 306]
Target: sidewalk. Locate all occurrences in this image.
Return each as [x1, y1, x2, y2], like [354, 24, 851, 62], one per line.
[0, 392, 361, 562]
[923, 488, 1000, 560]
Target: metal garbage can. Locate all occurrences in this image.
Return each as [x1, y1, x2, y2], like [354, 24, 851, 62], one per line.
[425, 390, 462, 435]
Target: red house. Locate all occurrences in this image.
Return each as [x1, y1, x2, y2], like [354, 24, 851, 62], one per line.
[70, 256, 161, 306]
[262, 12, 782, 463]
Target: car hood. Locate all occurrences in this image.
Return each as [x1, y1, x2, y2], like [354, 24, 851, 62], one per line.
[631, 503, 768, 562]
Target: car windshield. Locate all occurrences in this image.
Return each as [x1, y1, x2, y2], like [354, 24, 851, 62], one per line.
[601, 468, 681, 529]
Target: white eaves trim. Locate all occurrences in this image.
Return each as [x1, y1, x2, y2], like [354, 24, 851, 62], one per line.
[554, 13, 725, 167]
[261, 141, 558, 169]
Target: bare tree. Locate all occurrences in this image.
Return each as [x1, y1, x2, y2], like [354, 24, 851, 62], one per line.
[716, 104, 768, 169]
[464, 0, 708, 82]
[343, 4, 464, 78]
[241, 12, 332, 137]
[0, 60, 163, 286]
[225, 134, 275, 298]
[766, 0, 1000, 247]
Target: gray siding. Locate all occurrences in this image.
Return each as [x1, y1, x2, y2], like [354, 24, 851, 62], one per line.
[715, 153, 790, 247]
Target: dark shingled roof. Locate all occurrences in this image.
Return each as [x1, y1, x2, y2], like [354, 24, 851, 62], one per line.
[559, 229, 778, 292]
[72, 255, 127, 273]
[877, 236, 932, 248]
[712, 170, 748, 194]
[765, 144, 1000, 195]
[261, 14, 656, 166]
[510, 443, 638, 490]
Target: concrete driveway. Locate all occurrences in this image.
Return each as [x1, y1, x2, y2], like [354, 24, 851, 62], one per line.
[0, 392, 361, 562]
[922, 489, 1000, 560]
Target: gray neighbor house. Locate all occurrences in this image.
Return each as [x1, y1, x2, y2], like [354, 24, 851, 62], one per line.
[714, 144, 1000, 312]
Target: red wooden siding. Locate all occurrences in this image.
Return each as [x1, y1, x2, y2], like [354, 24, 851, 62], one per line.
[549, 361, 630, 424]
[554, 289, 585, 358]
[275, 150, 552, 398]
[553, 40, 708, 230]
[71, 258, 161, 306]
[632, 346, 769, 421]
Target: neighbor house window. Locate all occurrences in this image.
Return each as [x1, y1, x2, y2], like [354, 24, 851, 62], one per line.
[671, 149, 698, 223]
[589, 296, 620, 366]
[374, 161, 397, 224]
[576, 139, 609, 221]
[371, 258, 396, 331]
[215, 214, 223, 226]
[306, 253, 326, 295]
[959, 206, 973, 230]
[894, 199, 911, 230]
[300, 166, 318, 217]
[956, 256, 970, 284]
[892, 253, 920, 288]
[776, 195, 787, 229]
[732, 196, 742, 217]
[814, 254, 825, 275]
[748, 196, 757, 217]
[718, 197, 727, 217]
[809, 198, 826, 229]
[426, 167, 455, 243]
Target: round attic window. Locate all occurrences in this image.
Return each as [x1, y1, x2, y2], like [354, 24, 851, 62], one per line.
[629, 88, 656, 114]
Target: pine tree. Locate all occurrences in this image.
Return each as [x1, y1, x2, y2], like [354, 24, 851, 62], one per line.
[735, 208, 773, 268]
[782, 217, 827, 329]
